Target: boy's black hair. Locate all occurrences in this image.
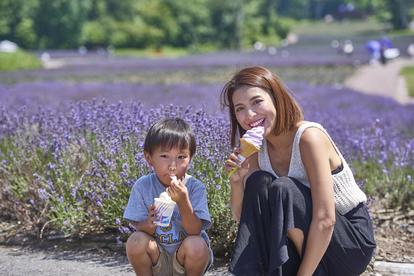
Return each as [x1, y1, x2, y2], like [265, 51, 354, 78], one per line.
[144, 118, 196, 158]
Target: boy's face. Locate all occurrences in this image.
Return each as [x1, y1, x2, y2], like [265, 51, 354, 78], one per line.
[144, 146, 191, 187]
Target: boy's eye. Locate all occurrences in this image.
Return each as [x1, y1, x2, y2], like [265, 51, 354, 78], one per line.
[178, 155, 188, 160]
[160, 154, 168, 158]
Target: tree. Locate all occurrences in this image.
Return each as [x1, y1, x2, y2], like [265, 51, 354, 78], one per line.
[387, 0, 409, 29]
[33, 0, 91, 48]
[209, 0, 246, 49]
[0, 0, 38, 48]
[163, 0, 212, 47]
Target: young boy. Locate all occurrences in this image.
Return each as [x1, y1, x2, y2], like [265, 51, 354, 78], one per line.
[124, 118, 213, 276]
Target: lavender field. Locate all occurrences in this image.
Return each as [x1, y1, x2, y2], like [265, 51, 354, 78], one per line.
[1, 38, 413, 257]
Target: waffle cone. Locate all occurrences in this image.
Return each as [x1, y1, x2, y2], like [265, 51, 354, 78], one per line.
[239, 138, 260, 158]
[227, 138, 260, 177]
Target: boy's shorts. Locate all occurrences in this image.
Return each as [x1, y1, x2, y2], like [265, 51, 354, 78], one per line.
[152, 241, 214, 276]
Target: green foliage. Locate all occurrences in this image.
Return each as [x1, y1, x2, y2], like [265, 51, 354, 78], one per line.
[292, 18, 389, 38]
[15, 19, 36, 48]
[81, 20, 108, 47]
[0, 126, 238, 255]
[113, 47, 189, 58]
[209, 0, 243, 49]
[401, 66, 414, 98]
[1, 0, 413, 50]
[353, 159, 414, 210]
[386, 0, 409, 30]
[33, 0, 91, 48]
[191, 156, 237, 258]
[0, 50, 41, 72]
[0, 0, 38, 48]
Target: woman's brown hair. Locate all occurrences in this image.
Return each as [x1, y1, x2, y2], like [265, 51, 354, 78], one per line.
[220, 66, 304, 147]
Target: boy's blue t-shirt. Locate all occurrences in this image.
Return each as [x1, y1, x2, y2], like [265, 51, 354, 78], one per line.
[123, 173, 212, 254]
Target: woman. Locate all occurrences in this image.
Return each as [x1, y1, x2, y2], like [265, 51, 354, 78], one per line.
[222, 66, 375, 276]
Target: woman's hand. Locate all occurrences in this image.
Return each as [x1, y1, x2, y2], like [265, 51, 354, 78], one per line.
[225, 147, 250, 184]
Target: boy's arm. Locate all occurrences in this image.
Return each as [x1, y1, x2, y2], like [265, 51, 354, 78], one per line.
[128, 204, 157, 236]
[169, 178, 204, 235]
[177, 198, 202, 235]
[126, 204, 157, 236]
[124, 178, 158, 236]
[129, 221, 156, 236]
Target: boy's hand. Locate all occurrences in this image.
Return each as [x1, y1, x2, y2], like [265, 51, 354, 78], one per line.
[146, 204, 157, 230]
[167, 177, 189, 204]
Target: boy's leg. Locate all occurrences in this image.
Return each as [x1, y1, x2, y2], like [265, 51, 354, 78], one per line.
[125, 231, 160, 276]
[175, 236, 210, 276]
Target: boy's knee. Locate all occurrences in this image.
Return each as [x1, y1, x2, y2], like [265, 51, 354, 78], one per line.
[181, 236, 208, 259]
[126, 231, 154, 256]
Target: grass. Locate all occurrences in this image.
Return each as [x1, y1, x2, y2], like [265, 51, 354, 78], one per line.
[113, 47, 189, 58]
[0, 50, 42, 72]
[401, 66, 414, 97]
[292, 18, 391, 38]
[0, 65, 354, 86]
[113, 43, 219, 58]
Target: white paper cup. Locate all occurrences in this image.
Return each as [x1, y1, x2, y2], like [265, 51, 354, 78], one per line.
[154, 198, 176, 227]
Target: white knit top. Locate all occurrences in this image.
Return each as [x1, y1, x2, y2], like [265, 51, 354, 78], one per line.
[258, 122, 367, 215]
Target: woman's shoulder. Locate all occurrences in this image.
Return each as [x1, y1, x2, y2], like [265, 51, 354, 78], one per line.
[296, 120, 324, 130]
[298, 123, 330, 149]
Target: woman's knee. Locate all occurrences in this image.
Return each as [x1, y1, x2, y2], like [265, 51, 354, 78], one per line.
[245, 170, 275, 193]
[269, 176, 298, 194]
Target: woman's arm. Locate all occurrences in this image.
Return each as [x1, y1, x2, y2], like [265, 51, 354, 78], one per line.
[297, 128, 336, 276]
[227, 153, 258, 222]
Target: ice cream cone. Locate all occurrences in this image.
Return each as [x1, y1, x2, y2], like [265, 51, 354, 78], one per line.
[228, 138, 260, 177]
[239, 138, 260, 158]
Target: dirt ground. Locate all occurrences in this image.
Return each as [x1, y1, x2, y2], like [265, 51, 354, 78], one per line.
[1, 198, 413, 275]
[369, 200, 414, 263]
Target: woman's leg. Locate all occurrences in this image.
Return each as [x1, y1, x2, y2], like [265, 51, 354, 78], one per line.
[230, 171, 276, 276]
[319, 204, 376, 276]
[229, 171, 313, 276]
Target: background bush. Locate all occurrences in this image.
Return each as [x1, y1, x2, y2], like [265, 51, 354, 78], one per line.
[0, 51, 41, 72]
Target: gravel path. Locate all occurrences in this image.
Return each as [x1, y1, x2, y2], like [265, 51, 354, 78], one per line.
[0, 244, 231, 276]
[0, 245, 133, 276]
[345, 57, 414, 105]
[3, 244, 414, 275]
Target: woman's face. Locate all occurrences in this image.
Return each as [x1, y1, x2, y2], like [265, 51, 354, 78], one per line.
[232, 86, 277, 137]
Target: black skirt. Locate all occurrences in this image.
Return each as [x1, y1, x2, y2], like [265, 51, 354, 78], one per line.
[229, 171, 376, 276]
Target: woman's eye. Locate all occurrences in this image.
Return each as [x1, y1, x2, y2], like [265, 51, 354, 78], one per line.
[253, 99, 263, 105]
[160, 154, 168, 158]
[235, 107, 244, 112]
